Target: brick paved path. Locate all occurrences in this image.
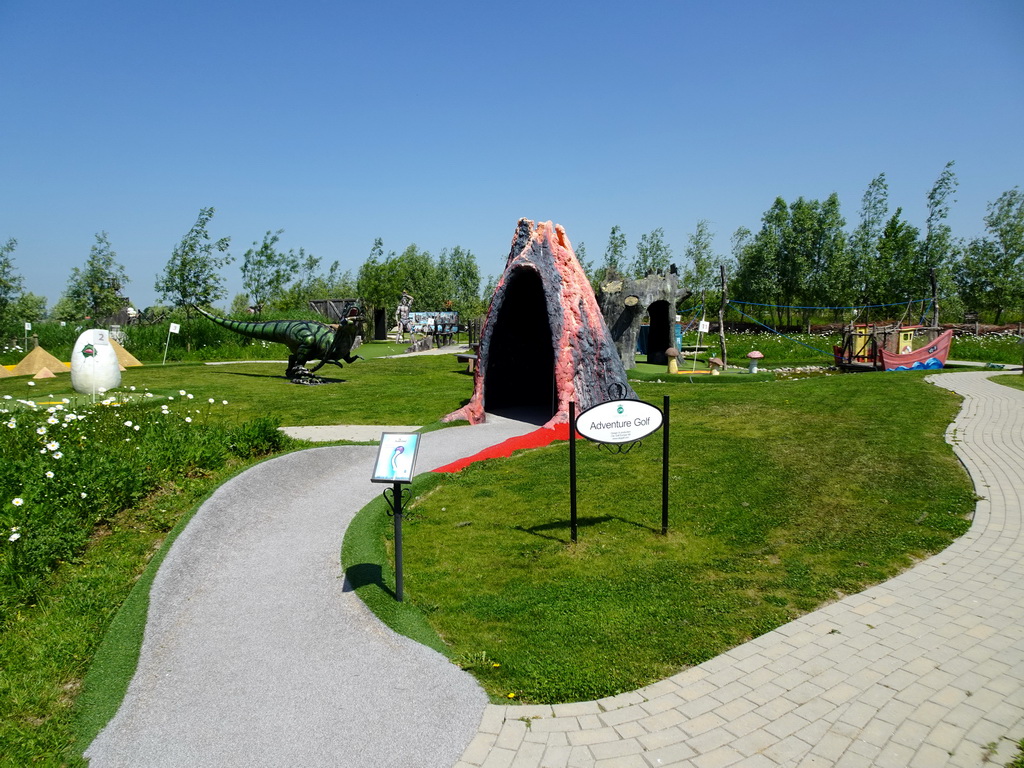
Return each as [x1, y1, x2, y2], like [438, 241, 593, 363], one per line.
[456, 371, 1024, 768]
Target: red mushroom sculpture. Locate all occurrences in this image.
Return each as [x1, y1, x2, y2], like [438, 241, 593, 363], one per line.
[746, 350, 764, 374]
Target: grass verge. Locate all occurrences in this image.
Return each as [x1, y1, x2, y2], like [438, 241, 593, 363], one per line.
[0, 449, 304, 766]
[344, 373, 976, 704]
[992, 374, 1024, 393]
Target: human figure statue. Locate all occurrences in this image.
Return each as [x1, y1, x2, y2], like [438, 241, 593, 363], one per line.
[395, 291, 413, 342]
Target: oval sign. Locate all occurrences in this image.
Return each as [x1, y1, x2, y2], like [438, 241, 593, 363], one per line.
[575, 399, 663, 444]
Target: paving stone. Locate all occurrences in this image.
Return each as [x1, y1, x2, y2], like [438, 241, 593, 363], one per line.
[588, 738, 643, 761]
[690, 744, 745, 768]
[457, 374, 1024, 768]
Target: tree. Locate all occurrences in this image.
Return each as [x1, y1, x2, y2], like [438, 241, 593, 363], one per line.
[13, 292, 47, 325]
[155, 207, 233, 318]
[984, 187, 1024, 275]
[920, 161, 962, 321]
[574, 241, 595, 286]
[802, 193, 851, 321]
[356, 238, 399, 338]
[57, 232, 130, 320]
[0, 238, 24, 336]
[240, 230, 300, 316]
[956, 187, 1024, 323]
[874, 208, 921, 308]
[850, 173, 889, 304]
[595, 225, 628, 285]
[682, 220, 719, 301]
[735, 198, 787, 323]
[631, 227, 672, 277]
[441, 245, 482, 317]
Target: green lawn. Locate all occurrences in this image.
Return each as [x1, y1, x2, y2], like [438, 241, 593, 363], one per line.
[0, 346, 474, 427]
[0, 354, 984, 760]
[992, 373, 1024, 393]
[345, 372, 976, 703]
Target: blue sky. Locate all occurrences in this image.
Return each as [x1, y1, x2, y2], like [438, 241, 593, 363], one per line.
[2, 0, 1022, 310]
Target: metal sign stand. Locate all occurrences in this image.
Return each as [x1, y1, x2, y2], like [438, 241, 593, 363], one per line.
[570, 395, 670, 540]
[382, 485, 410, 601]
[371, 432, 422, 602]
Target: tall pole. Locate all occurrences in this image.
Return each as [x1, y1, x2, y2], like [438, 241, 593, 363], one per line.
[718, 265, 729, 367]
[392, 482, 404, 601]
[569, 401, 578, 544]
[662, 395, 670, 535]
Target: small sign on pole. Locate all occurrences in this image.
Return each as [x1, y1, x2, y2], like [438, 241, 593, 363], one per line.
[162, 323, 181, 365]
[371, 433, 421, 602]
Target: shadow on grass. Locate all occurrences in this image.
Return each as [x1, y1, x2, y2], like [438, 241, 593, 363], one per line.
[514, 515, 659, 542]
[215, 371, 349, 384]
[342, 562, 396, 599]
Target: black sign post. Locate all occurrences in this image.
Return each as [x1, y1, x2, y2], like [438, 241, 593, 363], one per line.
[572, 396, 670, 538]
[371, 433, 421, 602]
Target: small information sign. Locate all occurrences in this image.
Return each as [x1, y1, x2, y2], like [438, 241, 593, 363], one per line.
[371, 433, 421, 483]
[698, 320, 710, 333]
[575, 399, 663, 445]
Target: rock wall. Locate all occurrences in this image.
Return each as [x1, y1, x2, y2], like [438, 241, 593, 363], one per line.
[598, 272, 690, 369]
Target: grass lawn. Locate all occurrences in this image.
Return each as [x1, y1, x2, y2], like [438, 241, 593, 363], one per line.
[992, 373, 1024, 393]
[0, 345, 474, 428]
[0, 352, 984, 760]
[344, 371, 976, 703]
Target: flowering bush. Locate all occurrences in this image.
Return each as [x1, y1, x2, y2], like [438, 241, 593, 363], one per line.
[0, 390, 291, 616]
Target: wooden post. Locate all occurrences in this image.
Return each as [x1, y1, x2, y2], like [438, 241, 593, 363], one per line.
[718, 265, 728, 367]
[930, 268, 940, 340]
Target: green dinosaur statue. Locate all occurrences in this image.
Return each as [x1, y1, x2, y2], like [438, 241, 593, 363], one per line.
[193, 306, 361, 382]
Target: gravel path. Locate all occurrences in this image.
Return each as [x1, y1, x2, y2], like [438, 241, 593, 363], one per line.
[85, 415, 539, 768]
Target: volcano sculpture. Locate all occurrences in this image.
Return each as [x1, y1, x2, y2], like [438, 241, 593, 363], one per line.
[445, 219, 636, 428]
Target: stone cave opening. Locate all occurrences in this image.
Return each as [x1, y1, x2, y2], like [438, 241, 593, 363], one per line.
[483, 267, 556, 420]
[645, 299, 673, 366]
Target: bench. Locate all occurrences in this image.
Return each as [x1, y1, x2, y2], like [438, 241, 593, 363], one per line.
[455, 352, 479, 373]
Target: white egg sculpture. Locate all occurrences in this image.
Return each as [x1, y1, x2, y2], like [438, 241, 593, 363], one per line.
[71, 328, 122, 395]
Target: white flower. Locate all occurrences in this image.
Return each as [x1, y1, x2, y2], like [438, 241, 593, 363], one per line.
[36, 426, 47, 435]
[129, 386, 136, 391]
[45, 471, 54, 479]
[208, 398, 215, 404]
[5, 421, 14, 429]
[124, 420, 133, 427]
[144, 392, 153, 398]
[179, 390, 186, 396]
[184, 417, 192, 423]
[168, 396, 174, 401]
[186, 394, 194, 400]
[222, 400, 228, 405]
[133, 425, 140, 431]
[9, 532, 20, 542]
[12, 498, 23, 506]
[52, 452, 63, 459]
[46, 441, 59, 451]
[62, 398, 70, 403]
[47, 416, 58, 425]
[80, 492, 87, 499]
[27, 381, 35, 386]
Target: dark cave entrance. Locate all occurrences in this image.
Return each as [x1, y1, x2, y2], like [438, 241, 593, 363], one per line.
[483, 267, 556, 420]
[645, 299, 673, 366]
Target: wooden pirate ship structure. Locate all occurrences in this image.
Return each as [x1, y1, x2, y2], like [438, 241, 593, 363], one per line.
[833, 323, 954, 372]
